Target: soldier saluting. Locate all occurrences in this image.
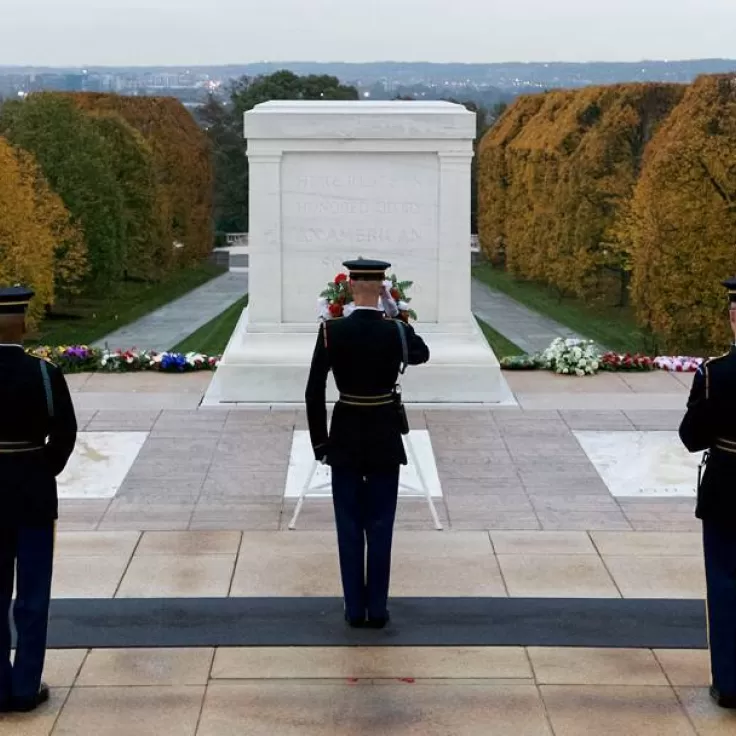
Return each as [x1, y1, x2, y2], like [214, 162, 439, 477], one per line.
[679, 276, 736, 710]
[305, 259, 429, 628]
[0, 287, 77, 714]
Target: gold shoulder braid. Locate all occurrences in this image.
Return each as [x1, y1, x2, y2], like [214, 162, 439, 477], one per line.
[703, 351, 730, 400]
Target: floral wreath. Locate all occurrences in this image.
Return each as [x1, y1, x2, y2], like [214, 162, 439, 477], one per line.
[317, 271, 417, 323]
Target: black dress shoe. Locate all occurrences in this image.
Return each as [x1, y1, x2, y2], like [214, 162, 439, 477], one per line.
[344, 613, 365, 628]
[365, 612, 390, 629]
[11, 683, 50, 713]
[709, 686, 736, 709]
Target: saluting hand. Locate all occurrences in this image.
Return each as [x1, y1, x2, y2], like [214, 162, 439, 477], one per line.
[380, 282, 399, 318]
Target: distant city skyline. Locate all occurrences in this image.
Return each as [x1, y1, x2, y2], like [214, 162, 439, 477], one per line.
[1, 0, 735, 66]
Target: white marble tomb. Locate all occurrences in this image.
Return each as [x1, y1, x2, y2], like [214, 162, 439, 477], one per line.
[203, 101, 510, 405]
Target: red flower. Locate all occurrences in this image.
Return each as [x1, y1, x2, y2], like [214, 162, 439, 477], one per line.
[329, 303, 343, 317]
[334, 273, 348, 285]
[390, 288, 400, 300]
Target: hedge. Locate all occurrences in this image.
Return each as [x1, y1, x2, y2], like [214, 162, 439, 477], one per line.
[477, 76, 736, 354]
[630, 75, 736, 353]
[478, 84, 683, 304]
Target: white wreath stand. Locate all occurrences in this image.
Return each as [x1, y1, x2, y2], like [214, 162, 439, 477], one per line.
[288, 432, 443, 531]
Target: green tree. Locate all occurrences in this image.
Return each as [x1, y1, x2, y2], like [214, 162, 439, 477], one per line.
[199, 96, 248, 234]
[230, 71, 358, 113]
[0, 93, 126, 291]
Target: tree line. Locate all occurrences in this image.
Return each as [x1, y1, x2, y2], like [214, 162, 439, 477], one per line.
[0, 92, 212, 327]
[478, 74, 736, 354]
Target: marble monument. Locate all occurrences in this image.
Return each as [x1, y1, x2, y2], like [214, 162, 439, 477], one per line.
[203, 100, 509, 404]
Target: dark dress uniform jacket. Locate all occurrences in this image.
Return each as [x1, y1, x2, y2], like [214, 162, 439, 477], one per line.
[305, 310, 430, 472]
[679, 346, 736, 522]
[0, 347, 77, 525]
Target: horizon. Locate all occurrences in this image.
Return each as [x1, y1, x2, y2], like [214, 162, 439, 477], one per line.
[2, 57, 735, 71]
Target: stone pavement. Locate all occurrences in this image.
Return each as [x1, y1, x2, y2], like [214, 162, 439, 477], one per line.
[2, 645, 731, 736]
[471, 278, 587, 354]
[5, 369, 733, 735]
[93, 271, 248, 352]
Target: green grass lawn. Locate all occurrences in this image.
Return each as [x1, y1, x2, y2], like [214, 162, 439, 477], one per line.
[171, 295, 248, 355]
[30, 263, 226, 347]
[475, 317, 524, 358]
[472, 263, 657, 354]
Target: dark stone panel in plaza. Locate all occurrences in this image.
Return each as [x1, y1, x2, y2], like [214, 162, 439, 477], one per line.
[40, 597, 706, 649]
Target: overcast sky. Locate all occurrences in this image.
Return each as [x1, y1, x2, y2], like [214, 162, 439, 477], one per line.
[1, 0, 734, 66]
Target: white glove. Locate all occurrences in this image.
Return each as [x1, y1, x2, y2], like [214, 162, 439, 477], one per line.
[380, 282, 399, 318]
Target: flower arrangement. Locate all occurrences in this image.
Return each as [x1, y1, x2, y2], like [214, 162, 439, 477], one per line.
[500, 339, 705, 375]
[318, 272, 417, 322]
[27, 345, 220, 374]
[599, 352, 656, 372]
[540, 338, 601, 376]
[499, 355, 540, 370]
[652, 356, 704, 372]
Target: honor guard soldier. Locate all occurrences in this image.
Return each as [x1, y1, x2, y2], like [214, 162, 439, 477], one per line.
[679, 276, 736, 710]
[305, 258, 429, 628]
[0, 287, 77, 714]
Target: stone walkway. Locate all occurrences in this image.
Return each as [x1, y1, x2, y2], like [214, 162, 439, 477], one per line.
[471, 278, 587, 355]
[93, 271, 248, 352]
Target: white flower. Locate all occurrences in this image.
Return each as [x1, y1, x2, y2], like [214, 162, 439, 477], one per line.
[398, 300, 409, 311]
[575, 368, 585, 376]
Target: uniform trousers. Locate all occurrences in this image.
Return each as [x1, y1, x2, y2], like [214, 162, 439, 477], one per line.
[0, 524, 54, 704]
[703, 519, 736, 696]
[331, 467, 400, 621]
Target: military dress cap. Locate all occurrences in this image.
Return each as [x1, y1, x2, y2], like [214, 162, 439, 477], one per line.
[722, 277, 736, 304]
[0, 285, 34, 315]
[342, 258, 391, 281]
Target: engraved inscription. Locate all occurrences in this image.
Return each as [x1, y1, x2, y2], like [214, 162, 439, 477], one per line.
[281, 152, 440, 322]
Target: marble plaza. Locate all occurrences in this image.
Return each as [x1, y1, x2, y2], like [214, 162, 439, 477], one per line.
[2, 370, 733, 735]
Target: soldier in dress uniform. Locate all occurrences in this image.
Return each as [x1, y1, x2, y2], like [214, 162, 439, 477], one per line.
[0, 287, 77, 714]
[679, 276, 736, 710]
[305, 259, 430, 628]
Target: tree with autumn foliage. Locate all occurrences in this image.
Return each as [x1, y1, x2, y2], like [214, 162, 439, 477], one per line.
[0, 93, 126, 291]
[630, 75, 736, 354]
[0, 137, 86, 327]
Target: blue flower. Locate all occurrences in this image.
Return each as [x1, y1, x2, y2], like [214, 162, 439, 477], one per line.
[161, 353, 187, 372]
